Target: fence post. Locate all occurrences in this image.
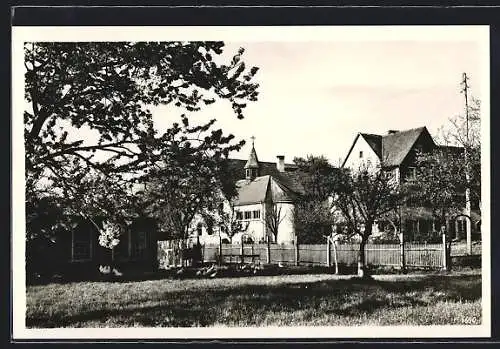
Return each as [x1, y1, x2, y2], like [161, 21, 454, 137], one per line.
[202, 243, 205, 264]
[294, 240, 299, 266]
[240, 238, 245, 265]
[218, 234, 223, 266]
[332, 239, 339, 274]
[441, 230, 448, 271]
[326, 236, 331, 267]
[266, 235, 271, 264]
[399, 232, 406, 273]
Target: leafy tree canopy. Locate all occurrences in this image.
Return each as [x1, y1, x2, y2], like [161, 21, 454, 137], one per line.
[404, 148, 469, 229]
[292, 155, 339, 243]
[25, 41, 260, 238]
[331, 164, 403, 276]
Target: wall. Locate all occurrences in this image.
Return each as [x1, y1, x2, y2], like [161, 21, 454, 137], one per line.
[343, 135, 381, 172]
[275, 202, 295, 244]
[233, 203, 266, 243]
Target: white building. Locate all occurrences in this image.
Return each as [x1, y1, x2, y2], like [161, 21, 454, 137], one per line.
[189, 139, 304, 245]
[341, 127, 480, 241]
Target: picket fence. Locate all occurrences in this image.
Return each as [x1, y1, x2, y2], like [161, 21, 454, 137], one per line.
[158, 239, 447, 270]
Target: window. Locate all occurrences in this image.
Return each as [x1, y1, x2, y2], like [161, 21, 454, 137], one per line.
[407, 167, 417, 180]
[244, 211, 252, 220]
[246, 168, 258, 179]
[359, 151, 363, 158]
[236, 211, 243, 220]
[206, 219, 214, 235]
[72, 226, 92, 261]
[253, 210, 261, 219]
[131, 231, 147, 260]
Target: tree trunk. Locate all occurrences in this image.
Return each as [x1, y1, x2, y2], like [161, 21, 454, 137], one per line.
[99, 247, 114, 277]
[358, 237, 368, 277]
[332, 237, 339, 274]
[358, 224, 372, 278]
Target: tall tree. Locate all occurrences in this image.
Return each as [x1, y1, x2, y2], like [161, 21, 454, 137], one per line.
[293, 155, 338, 243]
[294, 199, 336, 244]
[331, 164, 402, 277]
[25, 42, 259, 241]
[265, 205, 286, 243]
[437, 77, 481, 253]
[293, 155, 338, 201]
[438, 96, 481, 206]
[139, 124, 242, 240]
[404, 147, 468, 239]
[213, 205, 249, 243]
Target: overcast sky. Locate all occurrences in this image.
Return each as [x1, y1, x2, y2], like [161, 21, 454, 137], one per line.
[153, 38, 485, 166]
[17, 26, 488, 167]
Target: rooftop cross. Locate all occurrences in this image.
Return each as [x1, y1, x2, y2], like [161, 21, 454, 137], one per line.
[251, 136, 255, 147]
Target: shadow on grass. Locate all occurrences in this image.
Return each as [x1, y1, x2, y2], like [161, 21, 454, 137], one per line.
[27, 273, 482, 328]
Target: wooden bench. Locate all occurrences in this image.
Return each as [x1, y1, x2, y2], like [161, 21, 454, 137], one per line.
[223, 254, 261, 265]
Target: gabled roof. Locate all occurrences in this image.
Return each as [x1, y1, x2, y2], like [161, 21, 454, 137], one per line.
[381, 127, 431, 167]
[233, 175, 301, 206]
[343, 126, 434, 168]
[269, 176, 301, 203]
[360, 133, 382, 158]
[228, 159, 298, 181]
[341, 133, 382, 168]
[234, 175, 270, 205]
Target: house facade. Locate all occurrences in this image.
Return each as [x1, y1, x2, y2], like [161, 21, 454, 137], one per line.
[342, 126, 480, 242]
[187, 140, 303, 245]
[27, 216, 158, 278]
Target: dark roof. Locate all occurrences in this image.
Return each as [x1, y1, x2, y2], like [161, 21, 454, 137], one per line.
[343, 126, 434, 168]
[360, 133, 382, 158]
[228, 159, 298, 180]
[233, 175, 301, 206]
[381, 127, 430, 167]
[227, 157, 305, 205]
[234, 175, 270, 205]
[244, 146, 259, 169]
[437, 145, 464, 155]
[401, 206, 480, 223]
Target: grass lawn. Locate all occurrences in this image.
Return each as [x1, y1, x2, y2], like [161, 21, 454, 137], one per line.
[26, 270, 482, 328]
[450, 241, 482, 256]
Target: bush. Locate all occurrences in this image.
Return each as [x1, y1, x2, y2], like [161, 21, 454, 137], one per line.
[26, 236, 66, 282]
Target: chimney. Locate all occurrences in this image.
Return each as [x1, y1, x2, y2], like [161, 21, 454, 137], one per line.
[387, 130, 399, 135]
[276, 155, 285, 172]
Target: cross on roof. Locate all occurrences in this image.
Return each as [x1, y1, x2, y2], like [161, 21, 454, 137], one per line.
[251, 136, 255, 147]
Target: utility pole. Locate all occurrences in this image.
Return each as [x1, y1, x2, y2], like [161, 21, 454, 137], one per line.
[460, 72, 472, 255]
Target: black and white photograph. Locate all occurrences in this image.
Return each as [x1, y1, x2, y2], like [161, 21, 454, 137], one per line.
[12, 24, 490, 339]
